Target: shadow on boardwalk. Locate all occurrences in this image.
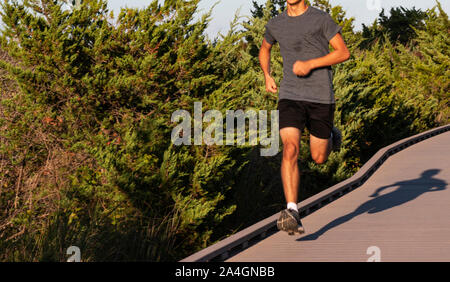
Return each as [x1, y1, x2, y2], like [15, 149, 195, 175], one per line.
[297, 169, 447, 241]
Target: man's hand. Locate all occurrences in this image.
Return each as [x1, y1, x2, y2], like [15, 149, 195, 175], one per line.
[293, 60, 314, 76]
[293, 33, 350, 75]
[265, 75, 278, 93]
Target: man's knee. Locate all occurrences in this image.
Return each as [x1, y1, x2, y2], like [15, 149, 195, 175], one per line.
[311, 153, 328, 164]
[283, 142, 299, 161]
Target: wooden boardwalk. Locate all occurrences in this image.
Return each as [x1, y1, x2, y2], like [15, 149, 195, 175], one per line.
[227, 131, 450, 262]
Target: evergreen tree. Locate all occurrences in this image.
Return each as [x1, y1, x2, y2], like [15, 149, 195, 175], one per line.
[0, 0, 240, 261]
[361, 6, 428, 48]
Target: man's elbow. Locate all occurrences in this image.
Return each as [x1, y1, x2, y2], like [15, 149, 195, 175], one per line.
[342, 48, 350, 61]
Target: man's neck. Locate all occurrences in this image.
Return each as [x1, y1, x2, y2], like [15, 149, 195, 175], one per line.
[286, 1, 308, 17]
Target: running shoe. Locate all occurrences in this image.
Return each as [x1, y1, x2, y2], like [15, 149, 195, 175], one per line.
[277, 208, 305, 235]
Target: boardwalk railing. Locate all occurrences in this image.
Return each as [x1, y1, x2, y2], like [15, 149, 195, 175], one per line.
[180, 124, 450, 262]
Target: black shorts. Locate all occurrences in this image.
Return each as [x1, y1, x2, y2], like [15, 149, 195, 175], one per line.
[277, 99, 335, 139]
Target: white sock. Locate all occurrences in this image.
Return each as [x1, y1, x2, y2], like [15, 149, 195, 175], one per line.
[287, 202, 298, 212]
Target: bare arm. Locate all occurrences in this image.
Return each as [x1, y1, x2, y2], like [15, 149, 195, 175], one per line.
[259, 39, 278, 93]
[293, 33, 350, 76]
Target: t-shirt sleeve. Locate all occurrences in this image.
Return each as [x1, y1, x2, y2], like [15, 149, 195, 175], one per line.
[264, 23, 277, 45]
[322, 14, 342, 42]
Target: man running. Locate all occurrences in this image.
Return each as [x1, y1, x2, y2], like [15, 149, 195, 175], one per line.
[259, 0, 350, 235]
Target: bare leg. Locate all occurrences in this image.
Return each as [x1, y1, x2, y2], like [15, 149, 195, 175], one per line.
[310, 133, 332, 164]
[280, 127, 302, 204]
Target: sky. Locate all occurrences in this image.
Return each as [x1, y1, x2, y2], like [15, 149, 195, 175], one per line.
[0, 1, 447, 38]
[106, 0, 450, 38]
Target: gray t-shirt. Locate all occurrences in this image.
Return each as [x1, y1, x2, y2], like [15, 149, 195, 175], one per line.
[264, 6, 342, 104]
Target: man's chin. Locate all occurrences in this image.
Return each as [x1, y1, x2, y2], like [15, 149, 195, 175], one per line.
[287, 0, 303, 6]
